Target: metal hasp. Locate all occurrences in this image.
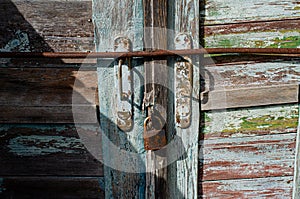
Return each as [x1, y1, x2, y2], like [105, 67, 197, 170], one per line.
[143, 115, 167, 151]
[114, 36, 133, 132]
[174, 33, 193, 129]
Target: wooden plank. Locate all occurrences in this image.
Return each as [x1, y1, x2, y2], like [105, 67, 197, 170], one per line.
[0, 177, 104, 199]
[202, 104, 298, 139]
[0, 105, 98, 123]
[204, 19, 300, 48]
[293, 102, 300, 199]
[204, 0, 300, 25]
[0, 0, 94, 52]
[0, 124, 103, 176]
[200, 133, 296, 181]
[166, 0, 201, 198]
[93, 0, 146, 198]
[202, 84, 298, 110]
[0, 68, 97, 106]
[201, 176, 293, 198]
[143, 0, 168, 198]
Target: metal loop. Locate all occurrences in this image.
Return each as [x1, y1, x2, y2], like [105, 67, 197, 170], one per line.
[118, 59, 130, 101]
[144, 115, 164, 131]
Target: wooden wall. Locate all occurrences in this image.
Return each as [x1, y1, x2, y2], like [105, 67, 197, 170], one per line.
[200, 0, 300, 197]
[0, 0, 299, 198]
[0, 0, 104, 198]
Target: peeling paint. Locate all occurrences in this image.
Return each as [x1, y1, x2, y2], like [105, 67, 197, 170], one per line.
[0, 30, 30, 52]
[203, 176, 292, 198]
[203, 104, 298, 135]
[205, 30, 300, 48]
[0, 178, 4, 193]
[98, 177, 105, 190]
[205, 0, 300, 24]
[200, 133, 295, 180]
[8, 135, 85, 156]
[208, 64, 300, 88]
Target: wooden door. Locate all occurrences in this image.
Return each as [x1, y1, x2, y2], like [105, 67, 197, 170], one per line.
[94, 0, 201, 198]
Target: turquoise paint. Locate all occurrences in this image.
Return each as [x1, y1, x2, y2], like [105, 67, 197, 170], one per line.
[8, 135, 84, 156]
[0, 124, 72, 132]
[0, 178, 5, 193]
[1, 30, 30, 52]
[98, 177, 105, 190]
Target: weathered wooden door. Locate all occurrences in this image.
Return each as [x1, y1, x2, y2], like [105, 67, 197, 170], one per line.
[94, 0, 201, 198]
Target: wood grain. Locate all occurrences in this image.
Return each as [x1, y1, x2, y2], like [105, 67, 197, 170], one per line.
[0, 0, 94, 52]
[0, 177, 104, 199]
[0, 124, 103, 176]
[293, 106, 300, 199]
[202, 176, 293, 198]
[0, 125, 296, 181]
[93, 0, 146, 198]
[204, 0, 300, 25]
[166, 0, 201, 198]
[202, 84, 299, 110]
[201, 133, 296, 181]
[143, 0, 168, 198]
[0, 105, 98, 123]
[0, 65, 298, 123]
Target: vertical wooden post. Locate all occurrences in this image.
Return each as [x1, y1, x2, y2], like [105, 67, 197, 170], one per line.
[293, 84, 300, 199]
[93, 1, 145, 198]
[167, 0, 201, 198]
[143, 1, 168, 198]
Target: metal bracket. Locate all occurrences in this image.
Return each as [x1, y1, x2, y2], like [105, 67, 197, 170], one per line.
[174, 33, 193, 129]
[114, 36, 133, 132]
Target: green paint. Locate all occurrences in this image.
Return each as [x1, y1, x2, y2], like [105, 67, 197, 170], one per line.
[221, 115, 298, 133]
[206, 30, 300, 48]
[294, 6, 300, 10]
[202, 105, 299, 135]
[268, 36, 300, 48]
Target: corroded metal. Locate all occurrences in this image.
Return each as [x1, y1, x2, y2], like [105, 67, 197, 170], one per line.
[174, 33, 193, 129]
[143, 116, 167, 151]
[0, 48, 299, 58]
[114, 37, 133, 132]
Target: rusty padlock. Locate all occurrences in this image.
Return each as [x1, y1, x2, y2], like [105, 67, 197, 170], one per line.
[143, 116, 167, 151]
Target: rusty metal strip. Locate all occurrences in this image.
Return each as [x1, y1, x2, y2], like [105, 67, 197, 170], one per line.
[0, 48, 300, 58]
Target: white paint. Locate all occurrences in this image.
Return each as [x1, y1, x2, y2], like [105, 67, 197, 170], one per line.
[203, 105, 298, 133]
[205, 30, 300, 48]
[205, 0, 300, 24]
[292, 103, 300, 199]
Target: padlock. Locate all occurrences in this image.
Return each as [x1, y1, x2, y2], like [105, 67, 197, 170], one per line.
[143, 116, 167, 151]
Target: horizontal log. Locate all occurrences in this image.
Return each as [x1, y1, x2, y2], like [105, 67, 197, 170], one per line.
[0, 124, 103, 176]
[0, 177, 104, 199]
[200, 133, 296, 181]
[202, 84, 299, 110]
[204, 0, 300, 25]
[201, 176, 293, 198]
[0, 105, 98, 123]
